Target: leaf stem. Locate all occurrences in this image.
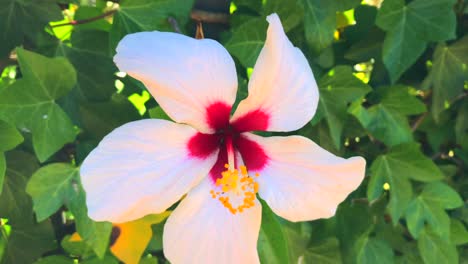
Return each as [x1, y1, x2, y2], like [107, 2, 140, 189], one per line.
[51, 9, 117, 28]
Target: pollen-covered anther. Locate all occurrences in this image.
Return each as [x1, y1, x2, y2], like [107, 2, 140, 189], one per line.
[211, 164, 260, 214]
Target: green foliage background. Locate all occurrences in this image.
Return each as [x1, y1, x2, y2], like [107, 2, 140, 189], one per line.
[0, 0, 467, 263]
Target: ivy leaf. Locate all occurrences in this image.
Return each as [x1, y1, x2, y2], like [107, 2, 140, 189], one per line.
[55, 30, 117, 102]
[0, 48, 77, 162]
[356, 237, 394, 264]
[80, 94, 140, 140]
[0, 120, 23, 152]
[456, 101, 468, 150]
[376, 0, 457, 82]
[317, 66, 371, 148]
[67, 181, 112, 258]
[1, 219, 56, 264]
[351, 103, 413, 146]
[262, 0, 303, 32]
[0, 120, 23, 194]
[110, 212, 170, 264]
[26, 163, 80, 221]
[300, 0, 336, 53]
[336, 203, 374, 262]
[303, 237, 342, 264]
[0, 0, 62, 57]
[26, 162, 112, 258]
[109, 0, 194, 50]
[450, 219, 468, 246]
[0, 151, 56, 264]
[258, 199, 290, 264]
[224, 18, 267, 68]
[377, 86, 427, 116]
[425, 36, 468, 119]
[0, 151, 39, 222]
[148, 106, 171, 121]
[336, 0, 361, 11]
[34, 255, 74, 264]
[350, 86, 426, 146]
[368, 143, 444, 224]
[418, 227, 458, 264]
[405, 182, 462, 239]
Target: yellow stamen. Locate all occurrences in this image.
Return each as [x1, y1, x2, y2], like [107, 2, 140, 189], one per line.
[211, 164, 260, 214]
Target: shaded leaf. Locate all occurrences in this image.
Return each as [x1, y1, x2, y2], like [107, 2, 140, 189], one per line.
[258, 199, 289, 264]
[0, 48, 77, 162]
[318, 66, 371, 148]
[376, 0, 457, 82]
[224, 18, 267, 68]
[0, 0, 62, 57]
[418, 227, 458, 264]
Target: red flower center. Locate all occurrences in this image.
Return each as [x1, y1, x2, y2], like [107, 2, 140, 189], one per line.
[187, 101, 270, 182]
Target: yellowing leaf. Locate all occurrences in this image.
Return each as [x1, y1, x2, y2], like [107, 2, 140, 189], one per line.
[110, 212, 170, 264]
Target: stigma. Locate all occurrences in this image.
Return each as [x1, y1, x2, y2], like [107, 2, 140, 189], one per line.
[210, 164, 260, 214]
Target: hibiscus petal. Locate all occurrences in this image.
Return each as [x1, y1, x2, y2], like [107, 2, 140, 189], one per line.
[114, 32, 237, 133]
[242, 133, 366, 222]
[80, 119, 218, 223]
[231, 13, 319, 133]
[163, 178, 261, 264]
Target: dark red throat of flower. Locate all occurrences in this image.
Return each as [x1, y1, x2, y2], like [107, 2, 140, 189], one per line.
[187, 101, 269, 183]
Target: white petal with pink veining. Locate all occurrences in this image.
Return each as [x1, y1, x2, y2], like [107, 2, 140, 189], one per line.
[231, 14, 319, 132]
[80, 119, 218, 223]
[163, 178, 261, 264]
[243, 133, 366, 222]
[114, 32, 238, 133]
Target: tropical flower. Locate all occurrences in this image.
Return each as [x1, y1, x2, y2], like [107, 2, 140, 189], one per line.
[80, 13, 366, 264]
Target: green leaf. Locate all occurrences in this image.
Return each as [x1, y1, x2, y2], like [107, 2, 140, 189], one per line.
[0, 152, 56, 264]
[377, 86, 427, 116]
[26, 162, 112, 257]
[372, 142, 443, 184]
[109, 0, 194, 50]
[61, 234, 94, 258]
[300, 0, 336, 53]
[1, 219, 56, 264]
[0, 151, 39, 222]
[420, 182, 463, 209]
[368, 143, 445, 223]
[148, 106, 171, 121]
[405, 182, 462, 238]
[0, 154, 4, 197]
[0, 120, 23, 152]
[257, 199, 289, 264]
[351, 103, 413, 146]
[418, 227, 458, 264]
[0, 0, 62, 57]
[317, 66, 371, 148]
[55, 30, 117, 102]
[0, 120, 23, 195]
[456, 101, 468, 149]
[80, 94, 140, 140]
[224, 18, 267, 68]
[0, 48, 77, 162]
[262, 0, 303, 32]
[67, 179, 112, 258]
[357, 237, 394, 264]
[425, 36, 468, 119]
[34, 255, 74, 264]
[336, 0, 361, 11]
[26, 163, 80, 221]
[405, 197, 450, 239]
[450, 219, 468, 246]
[376, 0, 457, 82]
[336, 203, 374, 263]
[304, 238, 342, 264]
